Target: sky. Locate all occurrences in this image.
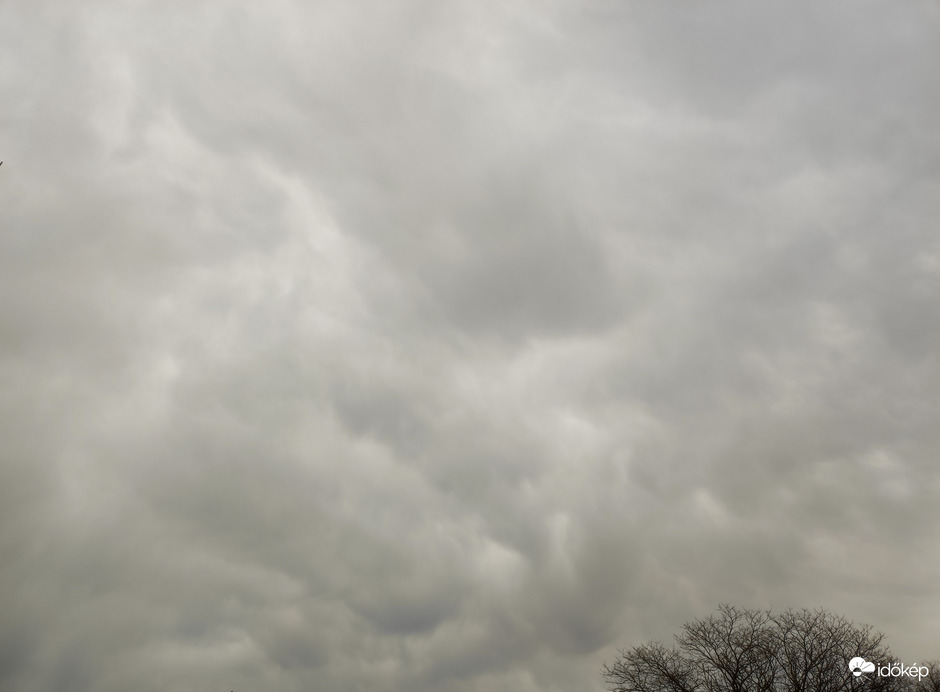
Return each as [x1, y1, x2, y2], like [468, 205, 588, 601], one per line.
[1, 1, 939, 691]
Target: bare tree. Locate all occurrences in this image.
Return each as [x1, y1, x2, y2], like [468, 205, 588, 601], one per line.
[603, 605, 927, 692]
[918, 662, 940, 692]
[889, 661, 940, 692]
[770, 607, 893, 692]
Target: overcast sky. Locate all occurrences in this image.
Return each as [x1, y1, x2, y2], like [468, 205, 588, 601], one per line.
[1, 1, 939, 691]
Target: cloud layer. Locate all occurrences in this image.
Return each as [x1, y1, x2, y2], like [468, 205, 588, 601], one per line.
[1, 1, 939, 690]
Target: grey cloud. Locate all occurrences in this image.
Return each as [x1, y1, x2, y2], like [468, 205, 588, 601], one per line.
[2, 1, 940, 691]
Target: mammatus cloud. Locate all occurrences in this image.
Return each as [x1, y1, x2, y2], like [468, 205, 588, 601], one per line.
[1, 1, 938, 690]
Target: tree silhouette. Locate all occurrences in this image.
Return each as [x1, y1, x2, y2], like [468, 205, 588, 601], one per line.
[603, 604, 938, 692]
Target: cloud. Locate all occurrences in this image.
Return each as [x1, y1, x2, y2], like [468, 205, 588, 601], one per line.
[1, 1, 939, 690]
